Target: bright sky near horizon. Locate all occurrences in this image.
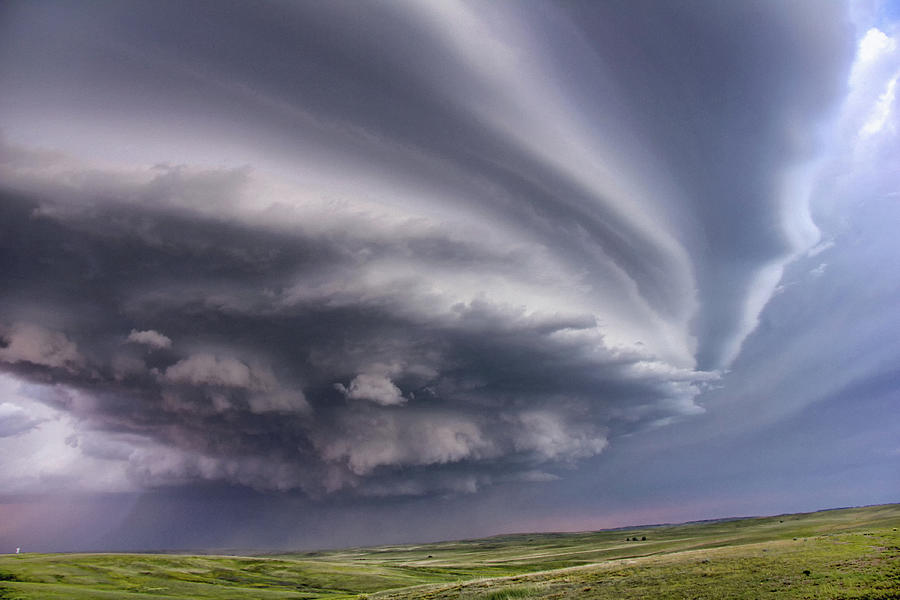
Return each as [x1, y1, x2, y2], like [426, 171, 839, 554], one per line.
[0, 0, 898, 552]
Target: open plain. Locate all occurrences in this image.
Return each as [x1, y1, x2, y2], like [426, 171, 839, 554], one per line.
[1, 504, 897, 599]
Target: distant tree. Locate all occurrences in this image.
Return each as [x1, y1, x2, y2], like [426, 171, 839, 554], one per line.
[641, 536, 646, 541]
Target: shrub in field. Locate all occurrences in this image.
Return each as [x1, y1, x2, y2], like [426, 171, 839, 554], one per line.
[482, 585, 539, 599]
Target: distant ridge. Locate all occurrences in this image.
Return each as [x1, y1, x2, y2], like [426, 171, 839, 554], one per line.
[472, 502, 900, 544]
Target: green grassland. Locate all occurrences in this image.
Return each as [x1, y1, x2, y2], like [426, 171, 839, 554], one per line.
[1, 504, 897, 599]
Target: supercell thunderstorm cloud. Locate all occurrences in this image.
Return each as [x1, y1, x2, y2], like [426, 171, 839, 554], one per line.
[0, 1, 898, 550]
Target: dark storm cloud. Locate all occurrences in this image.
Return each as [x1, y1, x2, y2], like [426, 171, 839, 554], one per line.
[0, 0, 855, 497]
[0, 182, 704, 495]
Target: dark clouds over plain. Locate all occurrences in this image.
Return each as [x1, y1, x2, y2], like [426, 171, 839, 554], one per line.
[1, 0, 898, 551]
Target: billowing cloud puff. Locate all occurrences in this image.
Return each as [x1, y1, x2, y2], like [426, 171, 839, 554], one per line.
[127, 329, 172, 349]
[162, 354, 309, 415]
[317, 411, 496, 476]
[339, 374, 406, 406]
[164, 354, 264, 389]
[0, 323, 84, 372]
[511, 411, 608, 462]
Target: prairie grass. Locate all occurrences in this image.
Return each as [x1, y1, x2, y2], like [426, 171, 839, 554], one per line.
[1, 504, 897, 599]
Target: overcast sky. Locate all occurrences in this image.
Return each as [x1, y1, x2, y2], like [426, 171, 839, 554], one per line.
[0, 0, 898, 553]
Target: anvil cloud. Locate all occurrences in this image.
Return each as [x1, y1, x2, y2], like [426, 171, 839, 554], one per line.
[1, 0, 898, 550]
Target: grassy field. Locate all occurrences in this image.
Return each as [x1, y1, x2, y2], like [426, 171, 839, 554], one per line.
[0, 504, 897, 599]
